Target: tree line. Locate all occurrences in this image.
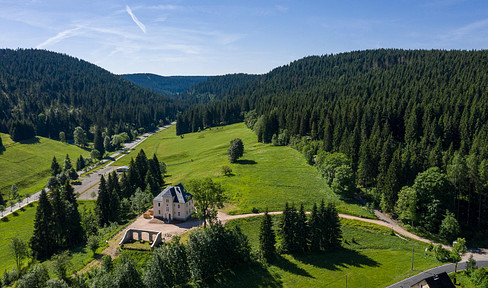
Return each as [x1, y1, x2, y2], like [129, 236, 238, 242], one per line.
[176, 49, 488, 239]
[0, 49, 179, 143]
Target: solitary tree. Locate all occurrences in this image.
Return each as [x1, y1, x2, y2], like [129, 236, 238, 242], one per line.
[188, 178, 225, 227]
[259, 209, 276, 262]
[10, 237, 29, 272]
[439, 210, 460, 243]
[73, 127, 87, 147]
[228, 138, 244, 163]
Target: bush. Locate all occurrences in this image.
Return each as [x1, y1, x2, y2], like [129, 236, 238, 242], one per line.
[434, 244, 450, 262]
[222, 165, 233, 176]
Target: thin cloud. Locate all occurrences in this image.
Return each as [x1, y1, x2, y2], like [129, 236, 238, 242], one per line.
[36, 27, 82, 48]
[126, 5, 146, 34]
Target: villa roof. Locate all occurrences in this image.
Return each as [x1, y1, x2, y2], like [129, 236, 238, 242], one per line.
[154, 183, 192, 203]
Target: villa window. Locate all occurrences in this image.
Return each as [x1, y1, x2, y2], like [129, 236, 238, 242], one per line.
[166, 207, 169, 212]
[178, 204, 180, 209]
[178, 212, 180, 216]
[158, 203, 160, 207]
[166, 199, 169, 203]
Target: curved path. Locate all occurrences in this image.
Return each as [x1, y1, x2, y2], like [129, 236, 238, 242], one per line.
[78, 208, 488, 287]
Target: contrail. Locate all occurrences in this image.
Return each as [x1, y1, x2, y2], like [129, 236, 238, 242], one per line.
[126, 5, 146, 34]
[36, 27, 82, 49]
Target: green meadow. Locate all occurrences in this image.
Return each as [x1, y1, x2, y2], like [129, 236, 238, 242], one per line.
[0, 133, 90, 200]
[0, 200, 95, 273]
[113, 123, 372, 218]
[223, 215, 441, 288]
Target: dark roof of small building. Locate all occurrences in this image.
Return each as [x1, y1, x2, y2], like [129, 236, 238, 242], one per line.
[154, 183, 192, 203]
[423, 272, 455, 288]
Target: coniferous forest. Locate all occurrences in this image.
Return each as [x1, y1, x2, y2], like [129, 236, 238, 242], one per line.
[177, 49, 488, 239]
[0, 49, 179, 142]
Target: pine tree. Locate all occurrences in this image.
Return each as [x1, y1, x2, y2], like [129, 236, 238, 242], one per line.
[30, 190, 55, 260]
[51, 156, 61, 176]
[93, 126, 105, 158]
[96, 176, 111, 227]
[259, 209, 276, 262]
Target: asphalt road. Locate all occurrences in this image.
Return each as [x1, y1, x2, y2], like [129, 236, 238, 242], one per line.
[0, 122, 174, 217]
[386, 260, 488, 287]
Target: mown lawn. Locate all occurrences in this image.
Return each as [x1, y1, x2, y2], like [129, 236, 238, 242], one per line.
[112, 123, 372, 218]
[222, 215, 441, 288]
[0, 200, 95, 274]
[0, 133, 90, 200]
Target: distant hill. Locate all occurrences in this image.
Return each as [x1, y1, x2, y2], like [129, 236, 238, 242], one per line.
[120, 73, 208, 96]
[0, 49, 177, 141]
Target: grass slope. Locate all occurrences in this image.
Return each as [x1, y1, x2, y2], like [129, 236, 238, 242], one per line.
[223, 216, 441, 288]
[113, 123, 372, 218]
[0, 200, 95, 273]
[0, 133, 90, 199]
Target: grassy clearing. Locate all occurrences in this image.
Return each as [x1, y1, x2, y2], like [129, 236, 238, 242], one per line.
[0, 133, 90, 200]
[222, 215, 441, 288]
[112, 123, 372, 218]
[0, 200, 95, 274]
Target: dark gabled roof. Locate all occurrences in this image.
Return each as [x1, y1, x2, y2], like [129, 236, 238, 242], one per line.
[153, 183, 192, 203]
[423, 272, 455, 288]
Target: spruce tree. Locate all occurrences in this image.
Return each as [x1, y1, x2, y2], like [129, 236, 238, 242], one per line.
[62, 181, 84, 246]
[324, 203, 342, 248]
[135, 149, 149, 182]
[128, 158, 142, 190]
[145, 172, 160, 196]
[279, 203, 298, 253]
[30, 190, 55, 260]
[94, 126, 105, 158]
[51, 187, 67, 249]
[51, 156, 61, 176]
[76, 155, 85, 171]
[297, 204, 308, 252]
[309, 203, 320, 252]
[108, 172, 120, 223]
[63, 154, 72, 173]
[96, 176, 111, 227]
[149, 154, 164, 186]
[120, 172, 133, 199]
[259, 209, 276, 262]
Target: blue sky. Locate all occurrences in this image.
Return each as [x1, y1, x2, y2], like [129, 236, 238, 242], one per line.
[1, 0, 487, 75]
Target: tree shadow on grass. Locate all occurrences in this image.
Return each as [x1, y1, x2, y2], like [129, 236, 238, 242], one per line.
[19, 137, 40, 144]
[236, 159, 257, 165]
[214, 262, 283, 288]
[273, 254, 314, 278]
[1, 217, 9, 222]
[293, 248, 379, 271]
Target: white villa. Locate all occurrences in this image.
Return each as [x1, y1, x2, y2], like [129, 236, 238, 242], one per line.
[153, 184, 194, 221]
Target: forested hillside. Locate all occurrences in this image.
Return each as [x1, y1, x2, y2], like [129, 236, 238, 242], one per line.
[177, 49, 488, 239]
[120, 73, 208, 96]
[0, 49, 178, 141]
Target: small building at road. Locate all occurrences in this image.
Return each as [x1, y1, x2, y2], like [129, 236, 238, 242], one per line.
[153, 183, 194, 221]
